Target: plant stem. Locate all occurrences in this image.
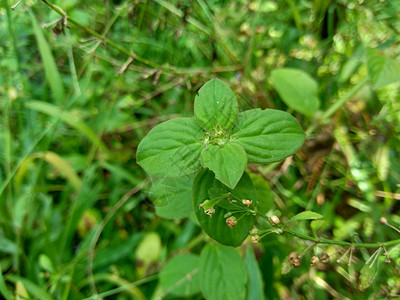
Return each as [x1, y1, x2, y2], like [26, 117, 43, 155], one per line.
[283, 228, 400, 249]
[306, 76, 369, 136]
[39, 0, 161, 69]
[38, 0, 242, 77]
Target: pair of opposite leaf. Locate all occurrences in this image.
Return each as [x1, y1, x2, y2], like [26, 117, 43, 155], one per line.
[136, 79, 305, 189]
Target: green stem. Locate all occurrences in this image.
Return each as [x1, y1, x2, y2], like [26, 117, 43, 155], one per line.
[39, 0, 242, 77]
[283, 228, 400, 249]
[321, 76, 369, 120]
[306, 76, 369, 136]
[285, 0, 303, 32]
[199, 193, 230, 211]
[39, 0, 161, 69]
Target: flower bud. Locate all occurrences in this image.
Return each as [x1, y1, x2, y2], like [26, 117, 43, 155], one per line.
[269, 215, 280, 226]
[242, 199, 252, 207]
[320, 252, 330, 264]
[310, 255, 319, 266]
[226, 216, 238, 228]
[199, 200, 216, 217]
[251, 235, 261, 243]
[224, 212, 233, 218]
[204, 208, 215, 217]
[379, 217, 388, 225]
[289, 252, 298, 262]
[292, 258, 301, 267]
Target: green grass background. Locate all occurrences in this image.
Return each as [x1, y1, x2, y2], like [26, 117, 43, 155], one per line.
[1, 0, 400, 299]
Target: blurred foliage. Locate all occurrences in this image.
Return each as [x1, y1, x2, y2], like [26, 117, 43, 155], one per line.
[1, 0, 400, 299]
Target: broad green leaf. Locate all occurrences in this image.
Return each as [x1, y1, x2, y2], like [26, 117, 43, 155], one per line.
[288, 211, 323, 222]
[366, 48, 400, 89]
[209, 180, 256, 212]
[194, 79, 238, 132]
[150, 175, 195, 219]
[160, 254, 200, 297]
[232, 109, 305, 164]
[135, 232, 162, 277]
[199, 245, 247, 300]
[200, 143, 247, 189]
[135, 233, 161, 264]
[193, 169, 256, 247]
[30, 12, 65, 103]
[360, 261, 379, 290]
[250, 174, 275, 215]
[270, 68, 320, 115]
[245, 247, 264, 300]
[136, 118, 204, 177]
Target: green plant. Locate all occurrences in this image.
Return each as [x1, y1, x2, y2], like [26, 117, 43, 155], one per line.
[3, 0, 400, 299]
[137, 78, 400, 298]
[137, 78, 305, 246]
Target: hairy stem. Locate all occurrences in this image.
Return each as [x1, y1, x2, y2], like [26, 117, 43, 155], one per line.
[283, 228, 400, 249]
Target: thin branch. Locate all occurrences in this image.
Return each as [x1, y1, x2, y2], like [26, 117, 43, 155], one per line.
[39, 0, 161, 69]
[283, 228, 400, 249]
[38, 0, 242, 77]
[86, 179, 150, 296]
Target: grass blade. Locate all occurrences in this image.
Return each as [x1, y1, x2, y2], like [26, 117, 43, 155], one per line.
[26, 101, 110, 157]
[30, 11, 65, 103]
[0, 270, 11, 300]
[6, 275, 53, 300]
[15, 151, 82, 191]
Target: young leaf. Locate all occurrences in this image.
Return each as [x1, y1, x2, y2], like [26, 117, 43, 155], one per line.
[360, 260, 379, 290]
[194, 79, 238, 132]
[366, 48, 400, 89]
[160, 254, 200, 297]
[193, 169, 256, 247]
[310, 219, 326, 237]
[200, 143, 247, 189]
[150, 175, 195, 219]
[270, 68, 320, 116]
[199, 245, 247, 300]
[287, 211, 323, 222]
[136, 118, 204, 177]
[232, 109, 305, 164]
[245, 247, 265, 300]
